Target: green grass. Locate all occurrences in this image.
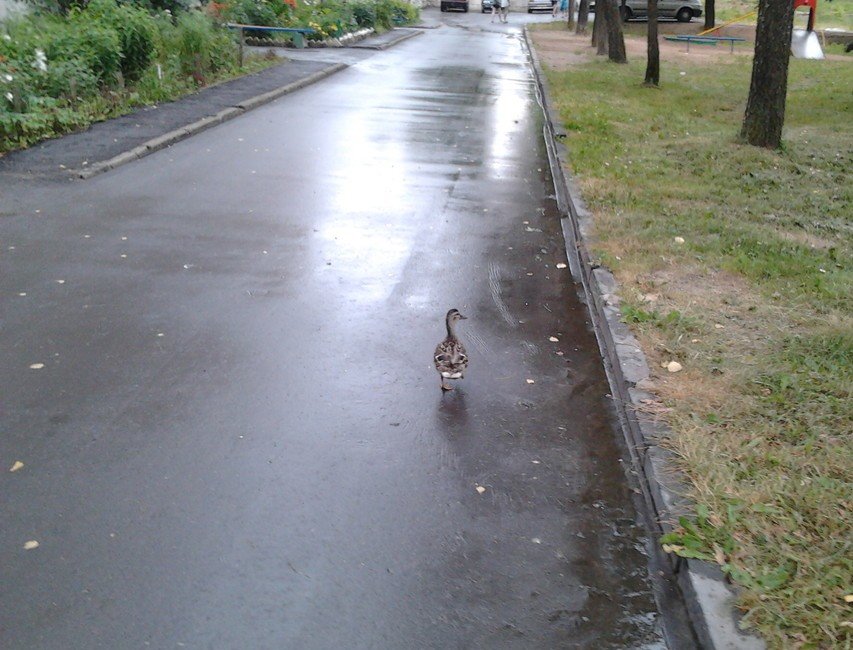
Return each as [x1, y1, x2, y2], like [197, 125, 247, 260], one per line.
[536, 32, 852, 648]
[713, 0, 853, 30]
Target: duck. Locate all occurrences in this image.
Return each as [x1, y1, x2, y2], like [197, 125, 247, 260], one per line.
[434, 308, 469, 391]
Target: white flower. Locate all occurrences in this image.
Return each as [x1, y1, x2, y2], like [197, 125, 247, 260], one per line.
[33, 48, 48, 72]
[2, 34, 11, 42]
[5, 92, 13, 102]
[3, 74, 12, 82]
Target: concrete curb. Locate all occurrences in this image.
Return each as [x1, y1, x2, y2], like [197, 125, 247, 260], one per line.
[78, 63, 347, 180]
[522, 26, 765, 650]
[350, 28, 424, 50]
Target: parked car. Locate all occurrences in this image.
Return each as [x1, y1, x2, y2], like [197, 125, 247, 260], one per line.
[589, 0, 702, 22]
[441, 0, 470, 11]
[482, 0, 497, 11]
[527, 0, 553, 11]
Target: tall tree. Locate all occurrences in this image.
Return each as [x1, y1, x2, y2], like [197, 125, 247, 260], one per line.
[645, 0, 660, 85]
[704, 0, 715, 31]
[741, 0, 795, 147]
[577, 0, 590, 33]
[592, 5, 608, 55]
[602, 0, 627, 63]
[567, 0, 576, 29]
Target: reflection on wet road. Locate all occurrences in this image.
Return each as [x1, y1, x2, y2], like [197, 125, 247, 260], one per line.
[0, 12, 666, 649]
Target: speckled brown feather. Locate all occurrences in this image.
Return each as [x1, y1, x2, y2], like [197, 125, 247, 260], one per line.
[434, 337, 468, 378]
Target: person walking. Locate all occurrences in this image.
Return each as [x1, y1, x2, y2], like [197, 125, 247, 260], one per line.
[498, 0, 510, 22]
[490, 0, 499, 22]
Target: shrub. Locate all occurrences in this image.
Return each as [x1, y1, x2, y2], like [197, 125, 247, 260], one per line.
[84, 0, 159, 82]
[50, 18, 122, 84]
[171, 11, 236, 83]
[221, 0, 283, 27]
[349, 1, 376, 28]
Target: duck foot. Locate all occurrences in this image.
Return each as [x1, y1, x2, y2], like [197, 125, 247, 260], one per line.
[441, 382, 454, 391]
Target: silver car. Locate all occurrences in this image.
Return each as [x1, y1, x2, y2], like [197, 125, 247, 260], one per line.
[527, 0, 554, 12]
[590, 0, 703, 22]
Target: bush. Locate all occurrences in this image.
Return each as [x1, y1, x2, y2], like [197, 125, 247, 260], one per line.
[221, 0, 283, 27]
[171, 11, 236, 83]
[50, 18, 122, 84]
[85, 0, 159, 82]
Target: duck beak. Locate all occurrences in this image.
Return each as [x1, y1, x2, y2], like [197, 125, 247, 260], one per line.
[460, 314, 468, 319]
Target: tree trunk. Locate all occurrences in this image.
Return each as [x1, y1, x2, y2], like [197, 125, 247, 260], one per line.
[603, 0, 627, 62]
[740, 0, 795, 148]
[567, 0, 576, 29]
[577, 0, 589, 33]
[704, 0, 715, 31]
[592, 7, 608, 54]
[645, 0, 660, 85]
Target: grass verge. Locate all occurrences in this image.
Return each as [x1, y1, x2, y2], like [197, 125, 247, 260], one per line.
[713, 0, 853, 30]
[531, 27, 852, 648]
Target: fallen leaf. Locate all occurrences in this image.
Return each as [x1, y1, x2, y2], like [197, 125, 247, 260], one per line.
[549, 336, 559, 342]
[845, 594, 853, 603]
[23, 540, 39, 550]
[29, 363, 44, 370]
[10, 461, 24, 472]
[475, 486, 486, 494]
[714, 324, 725, 329]
[666, 361, 683, 373]
[555, 263, 567, 269]
[674, 236, 685, 244]
[526, 379, 535, 384]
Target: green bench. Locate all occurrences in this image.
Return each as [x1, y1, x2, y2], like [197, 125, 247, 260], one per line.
[664, 34, 746, 53]
[226, 23, 317, 51]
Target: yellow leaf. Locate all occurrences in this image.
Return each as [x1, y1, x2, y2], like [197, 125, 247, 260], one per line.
[10, 461, 24, 472]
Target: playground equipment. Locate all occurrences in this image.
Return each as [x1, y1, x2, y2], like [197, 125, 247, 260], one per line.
[694, 0, 824, 60]
[791, 0, 824, 58]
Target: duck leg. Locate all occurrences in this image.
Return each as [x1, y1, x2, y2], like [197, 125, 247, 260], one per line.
[440, 377, 454, 391]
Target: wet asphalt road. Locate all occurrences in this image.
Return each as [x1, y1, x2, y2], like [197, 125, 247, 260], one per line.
[0, 12, 667, 649]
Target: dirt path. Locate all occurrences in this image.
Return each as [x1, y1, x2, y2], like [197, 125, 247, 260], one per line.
[530, 25, 756, 69]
